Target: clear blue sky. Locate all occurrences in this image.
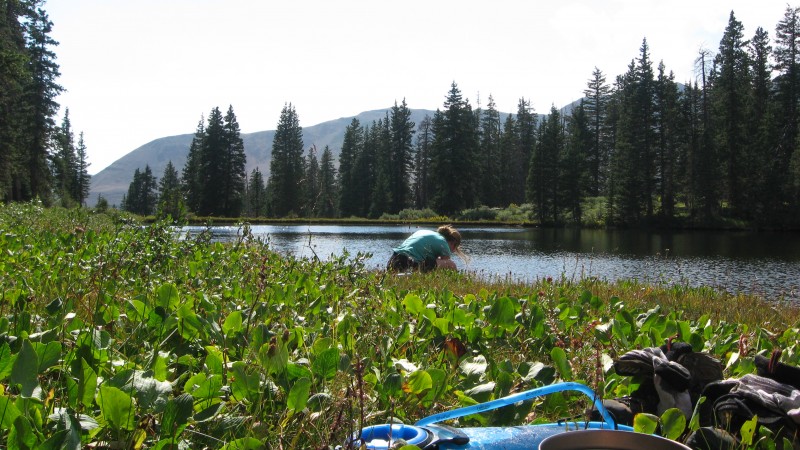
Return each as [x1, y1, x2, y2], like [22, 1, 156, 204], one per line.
[46, 0, 788, 174]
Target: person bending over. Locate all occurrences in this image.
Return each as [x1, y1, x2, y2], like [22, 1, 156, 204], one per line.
[387, 225, 464, 272]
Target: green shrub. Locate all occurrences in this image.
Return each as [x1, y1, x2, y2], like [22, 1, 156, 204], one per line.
[458, 205, 498, 221]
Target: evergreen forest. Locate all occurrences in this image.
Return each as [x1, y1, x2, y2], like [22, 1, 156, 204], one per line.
[6, 1, 800, 228]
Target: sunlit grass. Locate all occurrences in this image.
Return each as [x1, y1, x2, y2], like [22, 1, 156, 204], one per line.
[2, 202, 799, 449]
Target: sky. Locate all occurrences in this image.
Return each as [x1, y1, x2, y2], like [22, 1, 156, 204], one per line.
[46, 0, 790, 175]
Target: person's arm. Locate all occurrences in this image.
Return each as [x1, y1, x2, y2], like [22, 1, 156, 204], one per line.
[436, 255, 457, 270]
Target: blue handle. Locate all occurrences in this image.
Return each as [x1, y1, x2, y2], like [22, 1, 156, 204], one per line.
[415, 382, 616, 428]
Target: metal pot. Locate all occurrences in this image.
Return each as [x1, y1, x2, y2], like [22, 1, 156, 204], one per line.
[539, 430, 691, 450]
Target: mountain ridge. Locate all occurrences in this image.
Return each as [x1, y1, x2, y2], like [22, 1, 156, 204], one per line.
[89, 103, 578, 208]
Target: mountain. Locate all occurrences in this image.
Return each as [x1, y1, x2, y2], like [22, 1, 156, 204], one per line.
[88, 108, 435, 207]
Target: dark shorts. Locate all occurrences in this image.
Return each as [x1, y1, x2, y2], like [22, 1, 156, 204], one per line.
[387, 252, 437, 272]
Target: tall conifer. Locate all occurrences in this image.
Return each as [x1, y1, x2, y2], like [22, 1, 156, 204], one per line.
[267, 103, 304, 217]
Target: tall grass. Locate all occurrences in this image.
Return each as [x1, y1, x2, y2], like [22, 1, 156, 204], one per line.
[1, 202, 798, 449]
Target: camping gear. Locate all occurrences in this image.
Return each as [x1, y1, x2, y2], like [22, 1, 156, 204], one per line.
[347, 381, 644, 450]
[539, 429, 691, 450]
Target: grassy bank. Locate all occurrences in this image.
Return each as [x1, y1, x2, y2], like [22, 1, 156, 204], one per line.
[1, 203, 798, 449]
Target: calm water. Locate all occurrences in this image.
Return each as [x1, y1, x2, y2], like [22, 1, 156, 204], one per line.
[181, 224, 800, 301]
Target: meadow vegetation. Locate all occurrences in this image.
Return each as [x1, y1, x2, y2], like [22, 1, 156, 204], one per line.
[1, 202, 798, 449]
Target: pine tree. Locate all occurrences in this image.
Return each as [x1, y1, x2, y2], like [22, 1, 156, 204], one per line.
[609, 61, 644, 224]
[303, 145, 320, 217]
[748, 26, 776, 221]
[692, 48, 721, 221]
[197, 107, 225, 216]
[653, 62, 684, 221]
[388, 99, 415, 213]
[713, 11, 751, 218]
[182, 116, 205, 213]
[267, 104, 304, 217]
[157, 161, 183, 220]
[635, 39, 657, 219]
[430, 82, 479, 215]
[498, 113, 519, 206]
[528, 106, 564, 223]
[774, 5, 800, 222]
[74, 132, 90, 206]
[583, 67, 611, 196]
[220, 105, 246, 217]
[245, 167, 267, 217]
[318, 146, 338, 217]
[562, 102, 591, 224]
[337, 119, 363, 217]
[478, 95, 502, 206]
[412, 115, 433, 209]
[123, 165, 157, 216]
[22, 2, 62, 203]
[512, 98, 537, 205]
[53, 108, 76, 206]
[365, 119, 387, 218]
[0, 0, 30, 202]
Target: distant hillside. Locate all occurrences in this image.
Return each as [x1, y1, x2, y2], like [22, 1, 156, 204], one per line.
[89, 109, 437, 207]
[89, 104, 576, 207]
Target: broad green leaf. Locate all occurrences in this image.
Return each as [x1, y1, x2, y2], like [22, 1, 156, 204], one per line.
[37, 429, 71, 450]
[677, 320, 692, 342]
[464, 382, 495, 403]
[220, 437, 264, 450]
[633, 413, 659, 435]
[0, 343, 13, 380]
[258, 342, 288, 376]
[287, 378, 311, 414]
[97, 385, 136, 431]
[460, 355, 488, 378]
[129, 371, 172, 412]
[403, 370, 432, 395]
[286, 362, 313, 382]
[222, 311, 243, 335]
[421, 368, 447, 405]
[193, 402, 223, 422]
[689, 397, 705, 432]
[739, 415, 758, 445]
[402, 293, 424, 315]
[550, 347, 572, 380]
[395, 322, 411, 347]
[726, 351, 740, 369]
[660, 408, 686, 440]
[47, 408, 82, 450]
[311, 348, 339, 380]
[383, 373, 403, 396]
[0, 395, 22, 429]
[433, 317, 451, 335]
[204, 346, 224, 375]
[9, 415, 36, 450]
[191, 374, 223, 399]
[486, 296, 517, 331]
[157, 283, 180, 310]
[10, 339, 40, 398]
[231, 362, 261, 402]
[160, 393, 193, 440]
[311, 337, 334, 355]
[335, 314, 359, 351]
[32, 342, 61, 373]
[75, 357, 98, 408]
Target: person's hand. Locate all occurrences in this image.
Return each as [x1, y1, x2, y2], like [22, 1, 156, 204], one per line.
[436, 256, 457, 270]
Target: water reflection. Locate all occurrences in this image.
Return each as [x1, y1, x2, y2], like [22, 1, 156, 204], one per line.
[180, 224, 800, 301]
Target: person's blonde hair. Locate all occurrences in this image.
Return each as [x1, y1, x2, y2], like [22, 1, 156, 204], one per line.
[437, 225, 461, 248]
[438, 225, 467, 262]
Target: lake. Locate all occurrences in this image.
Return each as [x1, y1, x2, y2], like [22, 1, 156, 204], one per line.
[181, 224, 800, 301]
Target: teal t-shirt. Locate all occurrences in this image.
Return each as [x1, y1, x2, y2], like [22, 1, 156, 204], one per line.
[392, 230, 451, 263]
